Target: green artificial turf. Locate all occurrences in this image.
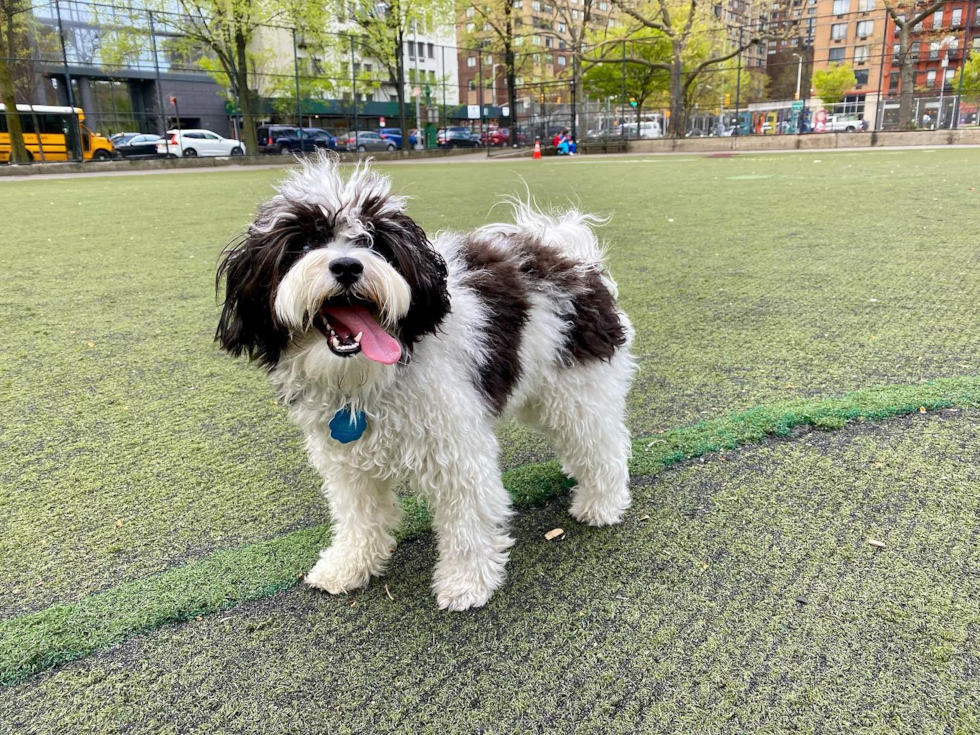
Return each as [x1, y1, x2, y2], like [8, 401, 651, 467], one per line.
[4, 374, 979, 687]
[3, 149, 980, 730]
[4, 408, 980, 733]
[3, 150, 980, 620]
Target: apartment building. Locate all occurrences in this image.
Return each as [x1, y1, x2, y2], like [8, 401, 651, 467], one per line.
[456, 0, 619, 108]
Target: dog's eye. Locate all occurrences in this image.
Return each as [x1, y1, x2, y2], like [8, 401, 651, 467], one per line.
[302, 245, 311, 253]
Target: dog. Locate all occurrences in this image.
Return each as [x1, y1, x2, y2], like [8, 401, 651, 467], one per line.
[216, 154, 635, 610]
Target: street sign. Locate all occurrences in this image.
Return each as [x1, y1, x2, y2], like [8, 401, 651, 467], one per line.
[412, 86, 421, 97]
[379, 116, 385, 126]
[791, 100, 803, 111]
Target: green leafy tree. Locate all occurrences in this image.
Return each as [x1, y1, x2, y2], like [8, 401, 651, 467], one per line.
[348, 0, 450, 148]
[952, 53, 980, 102]
[811, 63, 856, 105]
[0, 0, 30, 163]
[584, 27, 670, 129]
[608, 0, 780, 135]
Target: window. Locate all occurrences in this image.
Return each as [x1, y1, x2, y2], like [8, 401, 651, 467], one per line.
[532, 0, 540, 9]
[832, 0, 848, 14]
[559, 39, 566, 48]
[428, 43, 434, 58]
[532, 34, 542, 45]
[946, 68, 956, 83]
[468, 80, 476, 90]
[557, 21, 566, 31]
[854, 69, 869, 85]
[933, 9, 943, 27]
[545, 36, 553, 47]
[894, 14, 904, 34]
[571, 9, 579, 18]
[857, 0, 874, 10]
[854, 44, 869, 62]
[466, 7, 474, 16]
[407, 42, 414, 58]
[467, 56, 476, 67]
[515, 36, 524, 45]
[558, 55, 566, 66]
[483, 22, 491, 30]
[856, 20, 872, 36]
[892, 42, 900, 61]
[831, 22, 846, 39]
[889, 71, 899, 90]
[513, 0, 522, 6]
[974, 36, 980, 51]
[466, 22, 475, 32]
[598, 0, 607, 8]
[829, 47, 846, 62]
[929, 40, 940, 58]
[976, 6, 980, 24]
[926, 69, 937, 86]
[515, 76, 523, 85]
[484, 54, 492, 64]
[952, 7, 962, 25]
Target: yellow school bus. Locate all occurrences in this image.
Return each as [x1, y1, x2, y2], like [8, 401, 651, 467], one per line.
[0, 104, 114, 162]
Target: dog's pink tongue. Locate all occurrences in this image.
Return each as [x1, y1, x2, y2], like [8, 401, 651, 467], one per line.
[323, 305, 401, 365]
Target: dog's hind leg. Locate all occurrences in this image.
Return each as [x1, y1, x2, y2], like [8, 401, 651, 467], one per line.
[305, 461, 403, 595]
[521, 358, 634, 527]
[417, 429, 515, 612]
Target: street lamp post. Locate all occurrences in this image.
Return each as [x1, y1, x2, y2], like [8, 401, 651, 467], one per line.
[792, 52, 803, 100]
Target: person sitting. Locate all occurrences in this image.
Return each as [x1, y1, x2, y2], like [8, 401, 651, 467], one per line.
[557, 135, 570, 155]
[567, 135, 577, 155]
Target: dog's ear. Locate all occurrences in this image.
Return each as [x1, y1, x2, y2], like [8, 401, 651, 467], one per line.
[215, 225, 292, 367]
[373, 212, 451, 349]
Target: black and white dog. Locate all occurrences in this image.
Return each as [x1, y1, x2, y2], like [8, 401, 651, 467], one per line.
[217, 154, 635, 610]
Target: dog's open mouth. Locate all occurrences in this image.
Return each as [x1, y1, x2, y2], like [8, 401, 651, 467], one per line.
[314, 299, 402, 365]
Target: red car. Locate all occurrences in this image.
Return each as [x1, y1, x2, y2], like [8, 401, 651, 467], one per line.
[483, 127, 526, 146]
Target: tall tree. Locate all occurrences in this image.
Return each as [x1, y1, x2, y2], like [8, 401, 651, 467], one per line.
[607, 0, 777, 135]
[349, 0, 449, 148]
[459, 0, 530, 129]
[0, 0, 30, 163]
[883, 0, 945, 128]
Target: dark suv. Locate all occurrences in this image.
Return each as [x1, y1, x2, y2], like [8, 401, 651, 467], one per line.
[256, 125, 300, 155]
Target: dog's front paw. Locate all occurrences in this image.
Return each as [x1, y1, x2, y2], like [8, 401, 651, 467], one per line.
[569, 487, 630, 527]
[305, 546, 379, 594]
[433, 549, 509, 611]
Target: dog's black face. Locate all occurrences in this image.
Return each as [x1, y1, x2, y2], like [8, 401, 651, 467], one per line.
[215, 170, 450, 369]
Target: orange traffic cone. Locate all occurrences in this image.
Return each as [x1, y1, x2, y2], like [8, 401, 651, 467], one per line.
[533, 139, 541, 159]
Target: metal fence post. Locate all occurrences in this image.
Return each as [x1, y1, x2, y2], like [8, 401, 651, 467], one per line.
[734, 26, 742, 138]
[874, 7, 889, 130]
[292, 27, 302, 132]
[54, 0, 81, 160]
[620, 38, 627, 139]
[953, 0, 975, 129]
[350, 35, 358, 141]
[147, 10, 169, 151]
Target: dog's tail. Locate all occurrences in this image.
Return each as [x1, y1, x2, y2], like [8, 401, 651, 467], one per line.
[478, 194, 610, 269]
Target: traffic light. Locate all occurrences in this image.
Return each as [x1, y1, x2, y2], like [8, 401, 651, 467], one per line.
[724, 93, 731, 106]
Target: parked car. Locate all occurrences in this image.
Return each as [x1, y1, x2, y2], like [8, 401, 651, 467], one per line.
[436, 126, 472, 146]
[109, 132, 141, 146]
[302, 128, 339, 150]
[375, 127, 420, 149]
[155, 130, 245, 157]
[438, 130, 483, 149]
[482, 127, 527, 146]
[267, 127, 339, 154]
[825, 115, 862, 133]
[256, 125, 301, 154]
[112, 133, 163, 159]
[340, 130, 397, 152]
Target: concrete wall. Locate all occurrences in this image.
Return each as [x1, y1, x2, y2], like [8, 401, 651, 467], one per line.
[627, 128, 980, 154]
[0, 147, 479, 177]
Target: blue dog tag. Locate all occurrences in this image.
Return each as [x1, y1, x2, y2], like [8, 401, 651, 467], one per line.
[329, 406, 368, 444]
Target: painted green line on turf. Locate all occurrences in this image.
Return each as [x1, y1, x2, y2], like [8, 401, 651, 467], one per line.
[3, 374, 980, 687]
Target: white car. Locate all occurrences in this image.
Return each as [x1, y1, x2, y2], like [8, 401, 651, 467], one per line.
[156, 129, 246, 158]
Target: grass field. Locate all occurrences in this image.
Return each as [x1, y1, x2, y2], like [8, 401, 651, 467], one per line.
[2, 149, 980, 732]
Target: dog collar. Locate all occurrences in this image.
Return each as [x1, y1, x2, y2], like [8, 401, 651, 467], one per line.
[329, 406, 368, 444]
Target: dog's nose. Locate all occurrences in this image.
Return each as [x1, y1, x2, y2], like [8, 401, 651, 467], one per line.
[329, 257, 364, 285]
